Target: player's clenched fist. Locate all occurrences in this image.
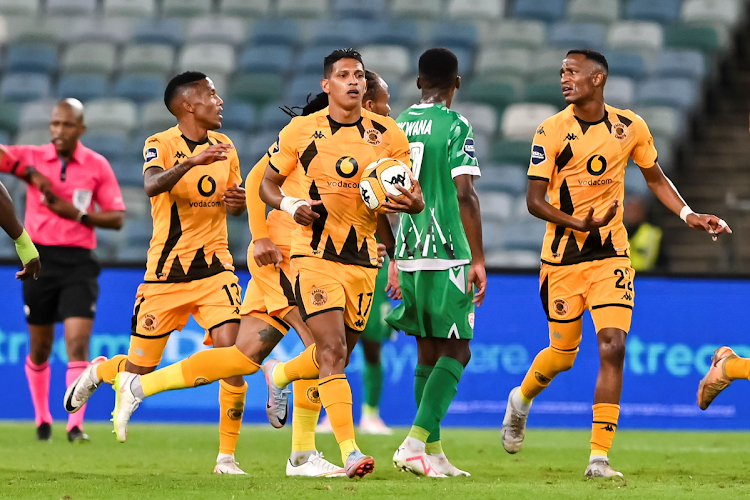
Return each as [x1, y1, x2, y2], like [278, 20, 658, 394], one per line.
[293, 200, 323, 226]
[187, 144, 234, 167]
[254, 237, 283, 268]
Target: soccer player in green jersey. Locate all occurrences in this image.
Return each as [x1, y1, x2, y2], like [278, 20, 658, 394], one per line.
[388, 48, 486, 477]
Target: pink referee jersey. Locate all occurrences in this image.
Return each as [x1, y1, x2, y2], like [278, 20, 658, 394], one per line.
[0, 141, 126, 249]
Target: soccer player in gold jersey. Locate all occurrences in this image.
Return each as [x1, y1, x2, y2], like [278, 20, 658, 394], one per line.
[500, 49, 731, 478]
[260, 49, 423, 478]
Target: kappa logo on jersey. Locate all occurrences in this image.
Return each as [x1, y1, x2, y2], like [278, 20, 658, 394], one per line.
[364, 128, 383, 146]
[141, 313, 159, 332]
[462, 137, 476, 158]
[174, 151, 187, 160]
[612, 122, 628, 140]
[531, 144, 546, 165]
[311, 130, 326, 139]
[197, 175, 217, 197]
[310, 288, 328, 307]
[536, 126, 546, 136]
[586, 155, 608, 176]
[354, 319, 365, 328]
[565, 133, 578, 141]
[335, 156, 359, 179]
[144, 147, 159, 162]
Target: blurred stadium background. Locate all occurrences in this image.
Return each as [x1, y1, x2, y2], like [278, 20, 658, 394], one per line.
[0, 0, 746, 272]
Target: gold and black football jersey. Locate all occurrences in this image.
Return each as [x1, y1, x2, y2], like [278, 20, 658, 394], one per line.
[142, 126, 242, 283]
[527, 104, 658, 266]
[271, 107, 411, 268]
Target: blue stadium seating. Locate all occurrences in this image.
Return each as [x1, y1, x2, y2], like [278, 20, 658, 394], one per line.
[286, 75, 324, 106]
[299, 45, 342, 75]
[311, 20, 370, 47]
[548, 23, 605, 50]
[82, 133, 128, 161]
[114, 74, 165, 103]
[431, 22, 479, 50]
[333, 0, 386, 19]
[606, 51, 647, 79]
[248, 19, 302, 47]
[0, 74, 51, 102]
[58, 74, 109, 101]
[132, 19, 183, 46]
[220, 101, 257, 131]
[367, 19, 420, 48]
[653, 49, 706, 80]
[512, 0, 567, 23]
[260, 102, 293, 131]
[239, 46, 294, 75]
[626, 0, 682, 24]
[637, 78, 699, 110]
[6, 44, 57, 74]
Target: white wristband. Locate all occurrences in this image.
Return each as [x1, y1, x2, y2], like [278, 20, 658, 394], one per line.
[679, 205, 695, 223]
[280, 196, 309, 218]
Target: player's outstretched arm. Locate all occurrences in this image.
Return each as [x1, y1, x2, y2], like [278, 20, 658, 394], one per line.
[527, 178, 618, 232]
[640, 162, 731, 241]
[259, 165, 321, 226]
[143, 144, 234, 197]
[456, 175, 487, 306]
[0, 180, 40, 280]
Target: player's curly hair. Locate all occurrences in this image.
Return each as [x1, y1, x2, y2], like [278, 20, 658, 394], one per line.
[418, 47, 459, 90]
[323, 48, 364, 77]
[164, 71, 207, 111]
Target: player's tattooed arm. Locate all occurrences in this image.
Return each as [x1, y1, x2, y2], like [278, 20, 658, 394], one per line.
[143, 144, 234, 197]
[527, 178, 619, 233]
[640, 162, 731, 241]
[456, 175, 487, 306]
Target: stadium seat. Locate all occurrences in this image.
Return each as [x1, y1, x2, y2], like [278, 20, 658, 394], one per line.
[220, 101, 257, 131]
[511, 0, 566, 23]
[501, 222, 546, 251]
[260, 103, 293, 131]
[359, 45, 410, 80]
[230, 74, 284, 105]
[450, 102, 498, 138]
[664, 25, 721, 53]
[478, 164, 527, 193]
[239, 46, 294, 75]
[5, 43, 57, 74]
[334, 0, 386, 19]
[478, 191, 515, 220]
[58, 74, 108, 101]
[46, 0, 96, 16]
[299, 45, 342, 75]
[114, 74, 164, 104]
[448, 0, 504, 21]
[246, 131, 280, 161]
[0, 73, 51, 103]
[607, 21, 664, 53]
[607, 52, 647, 79]
[681, 0, 742, 29]
[8, 17, 64, 44]
[178, 44, 236, 76]
[81, 132, 128, 161]
[140, 99, 176, 132]
[625, 0, 681, 24]
[603, 77, 635, 109]
[85, 98, 138, 133]
[476, 48, 531, 78]
[431, 22, 479, 50]
[311, 20, 369, 47]
[218, 129, 246, 153]
[220, 0, 271, 18]
[0, 0, 39, 16]
[637, 78, 699, 111]
[500, 104, 557, 141]
[110, 159, 145, 186]
[483, 20, 546, 50]
[65, 17, 133, 45]
[277, 0, 328, 18]
[464, 76, 523, 108]
[162, 0, 212, 17]
[530, 48, 569, 80]
[248, 19, 301, 47]
[62, 43, 117, 75]
[0, 102, 19, 133]
[524, 78, 567, 109]
[15, 128, 51, 145]
[490, 139, 532, 164]
[390, 0, 440, 19]
[19, 99, 55, 131]
[187, 16, 246, 45]
[286, 75, 325, 106]
[122, 44, 175, 76]
[103, 0, 155, 17]
[132, 19, 183, 46]
[567, 0, 619, 24]
[653, 137, 674, 170]
[624, 163, 649, 194]
[367, 20, 420, 48]
[653, 49, 706, 80]
[635, 106, 684, 140]
[548, 22, 605, 50]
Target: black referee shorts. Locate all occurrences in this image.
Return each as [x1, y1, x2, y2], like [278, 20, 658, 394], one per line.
[23, 245, 101, 325]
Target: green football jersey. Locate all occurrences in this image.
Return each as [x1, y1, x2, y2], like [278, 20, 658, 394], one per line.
[394, 102, 480, 271]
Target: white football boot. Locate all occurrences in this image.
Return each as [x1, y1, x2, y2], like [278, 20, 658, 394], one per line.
[64, 356, 107, 413]
[427, 452, 471, 477]
[286, 451, 346, 477]
[214, 455, 247, 475]
[262, 359, 291, 428]
[111, 372, 142, 443]
[585, 457, 623, 478]
[393, 439, 447, 478]
[500, 386, 531, 454]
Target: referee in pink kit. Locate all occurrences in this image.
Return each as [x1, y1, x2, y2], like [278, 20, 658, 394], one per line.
[0, 98, 126, 442]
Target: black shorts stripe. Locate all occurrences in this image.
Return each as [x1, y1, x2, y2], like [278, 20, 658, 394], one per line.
[318, 374, 346, 386]
[131, 331, 172, 339]
[527, 175, 549, 182]
[208, 318, 241, 332]
[593, 421, 618, 427]
[591, 303, 633, 310]
[547, 312, 584, 324]
[551, 345, 580, 353]
[294, 275, 307, 318]
[130, 297, 145, 335]
[304, 307, 344, 321]
[539, 274, 550, 318]
[270, 315, 291, 331]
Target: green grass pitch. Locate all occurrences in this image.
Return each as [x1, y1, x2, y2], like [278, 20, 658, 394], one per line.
[1, 422, 749, 499]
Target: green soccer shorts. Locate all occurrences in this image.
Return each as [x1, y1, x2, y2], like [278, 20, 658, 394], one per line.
[386, 264, 475, 339]
[360, 265, 394, 342]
